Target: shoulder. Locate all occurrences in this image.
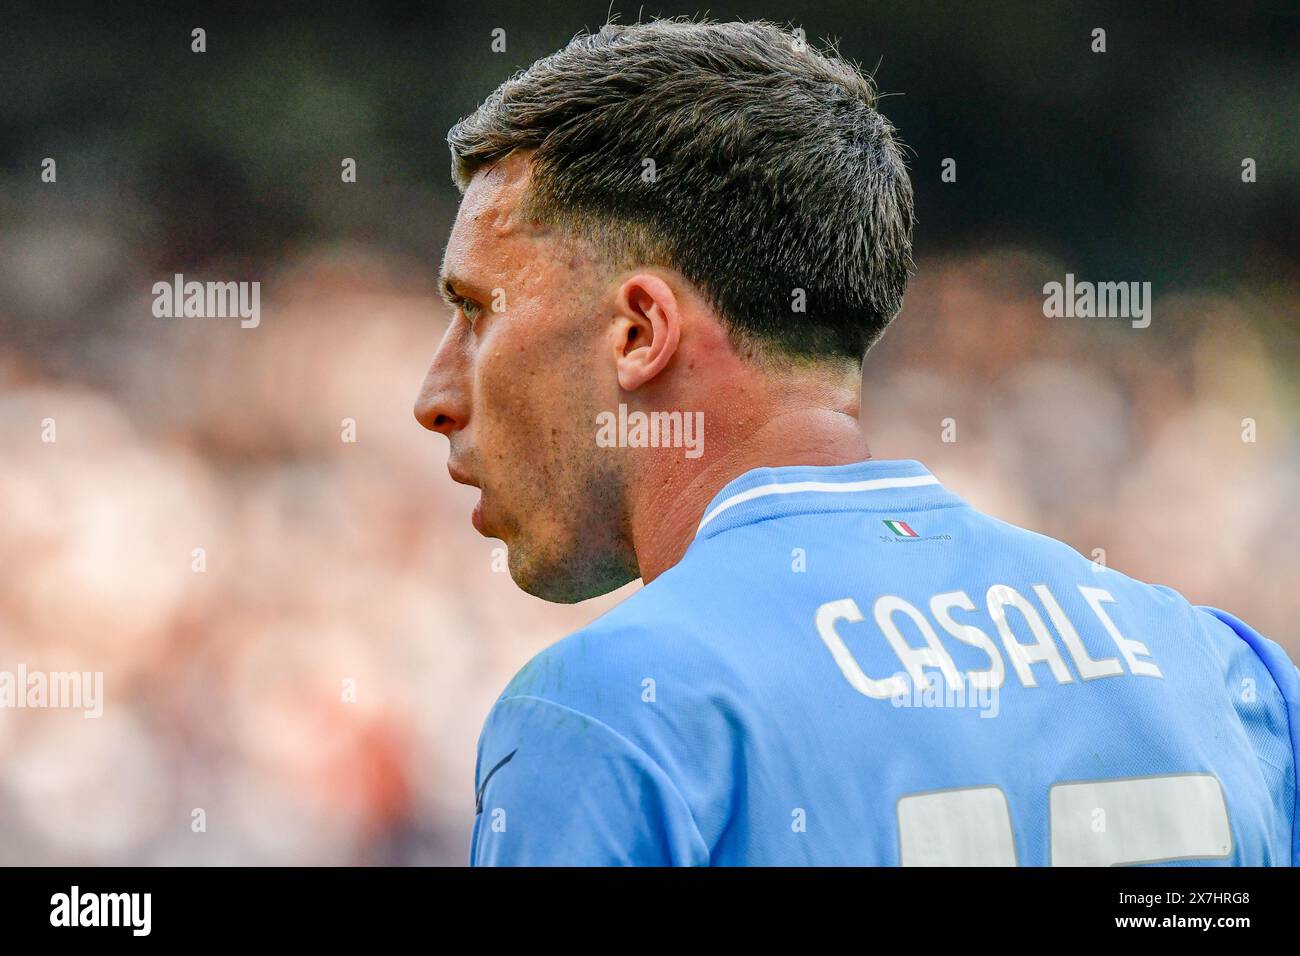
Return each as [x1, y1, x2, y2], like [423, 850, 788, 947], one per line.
[497, 564, 720, 718]
[482, 559, 746, 778]
[1194, 603, 1300, 699]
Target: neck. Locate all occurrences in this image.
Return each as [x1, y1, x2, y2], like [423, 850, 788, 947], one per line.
[628, 403, 871, 583]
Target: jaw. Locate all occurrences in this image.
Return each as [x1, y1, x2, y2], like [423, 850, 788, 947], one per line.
[506, 510, 639, 604]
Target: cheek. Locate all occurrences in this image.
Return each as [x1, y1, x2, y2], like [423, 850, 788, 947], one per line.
[473, 335, 554, 457]
[472, 306, 607, 479]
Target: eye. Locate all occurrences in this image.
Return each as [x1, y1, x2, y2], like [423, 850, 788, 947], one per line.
[453, 296, 483, 325]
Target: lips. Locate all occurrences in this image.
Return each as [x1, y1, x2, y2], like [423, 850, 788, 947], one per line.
[446, 464, 478, 489]
[447, 463, 486, 534]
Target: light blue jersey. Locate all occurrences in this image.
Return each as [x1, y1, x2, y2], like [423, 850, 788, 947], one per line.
[470, 459, 1299, 865]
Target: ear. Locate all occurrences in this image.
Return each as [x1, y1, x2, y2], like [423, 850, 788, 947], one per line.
[612, 273, 682, 391]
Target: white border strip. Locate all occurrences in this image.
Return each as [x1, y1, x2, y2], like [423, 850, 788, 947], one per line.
[696, 474, 940, 535]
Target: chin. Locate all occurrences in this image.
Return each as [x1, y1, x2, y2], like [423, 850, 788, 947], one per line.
[508, 546, 634, 605]
[510, 564, 606, 605]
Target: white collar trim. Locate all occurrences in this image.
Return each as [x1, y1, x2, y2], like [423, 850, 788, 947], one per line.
[696, 473, 941, 536]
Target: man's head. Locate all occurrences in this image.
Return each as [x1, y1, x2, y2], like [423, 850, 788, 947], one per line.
[415, 18, 914, 602]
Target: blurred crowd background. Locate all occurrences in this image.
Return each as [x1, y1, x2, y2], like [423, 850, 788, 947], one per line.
[0, 2, 1295, 864]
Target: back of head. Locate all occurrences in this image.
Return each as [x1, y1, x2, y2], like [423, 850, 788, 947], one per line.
[449, 18, 915, 361]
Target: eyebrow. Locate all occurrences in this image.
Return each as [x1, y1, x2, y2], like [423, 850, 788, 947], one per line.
[440, 274, 489, 306]
[439, 276, 460, 305]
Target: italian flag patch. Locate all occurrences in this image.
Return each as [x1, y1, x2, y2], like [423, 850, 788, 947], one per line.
[884, 519, 919, 537]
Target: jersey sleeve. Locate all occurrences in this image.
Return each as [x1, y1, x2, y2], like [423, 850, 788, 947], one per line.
[1197, 605, 1300, 865]
[469, 694, 709, 866]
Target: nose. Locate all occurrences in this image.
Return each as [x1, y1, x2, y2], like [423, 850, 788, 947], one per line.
[413, 333, 468, 436]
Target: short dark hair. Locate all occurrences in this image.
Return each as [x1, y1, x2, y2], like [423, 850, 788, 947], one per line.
[448, 18, 914, 361]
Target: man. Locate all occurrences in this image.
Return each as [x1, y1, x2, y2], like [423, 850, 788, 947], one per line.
[414, 19, 1298, 865]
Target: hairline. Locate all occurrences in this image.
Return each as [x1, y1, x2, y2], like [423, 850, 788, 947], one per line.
[455, 150, 865, 371]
